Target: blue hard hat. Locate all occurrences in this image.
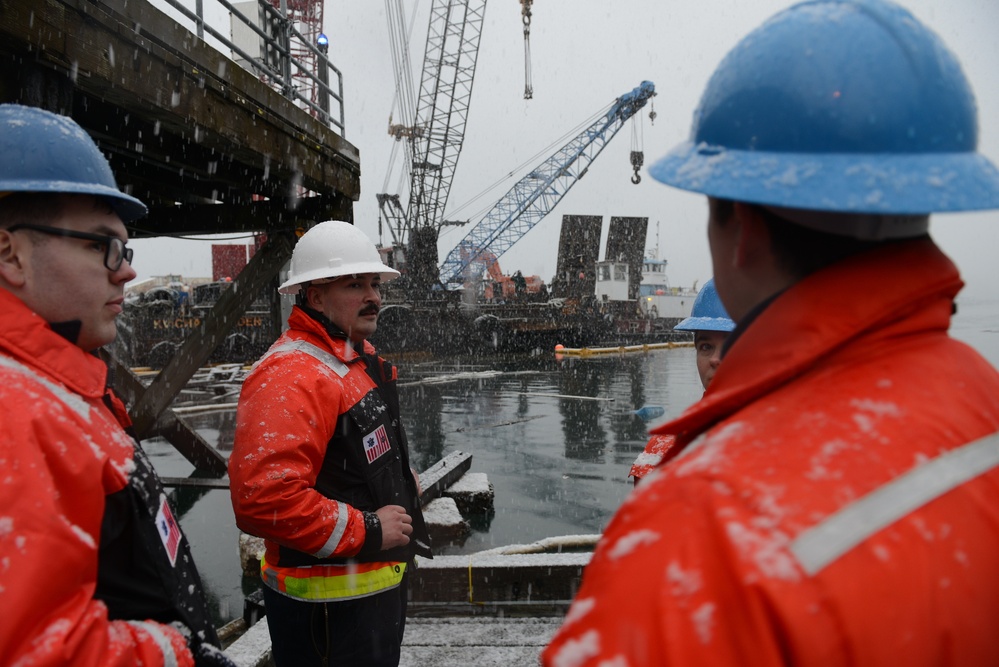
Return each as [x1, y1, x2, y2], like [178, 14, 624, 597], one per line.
[675, 279, 735, 332]
[0, 104, 147, 222]
[650, 0, 999, 216]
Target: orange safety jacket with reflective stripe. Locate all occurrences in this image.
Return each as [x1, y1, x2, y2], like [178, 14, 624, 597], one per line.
[629, 433, 681, 480]
[543, 238, 999, 666]
[230, 306, 431, 601]
[0, 289, 194, 667]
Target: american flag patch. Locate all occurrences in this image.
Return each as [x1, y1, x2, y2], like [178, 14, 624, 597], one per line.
[363, 425, 392, 464]
[155, 495, 181, 567]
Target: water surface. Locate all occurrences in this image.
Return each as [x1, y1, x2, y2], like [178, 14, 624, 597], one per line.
[148, 346, 703, 625]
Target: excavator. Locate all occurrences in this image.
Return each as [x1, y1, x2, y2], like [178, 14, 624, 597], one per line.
[459, 245, 545, 302]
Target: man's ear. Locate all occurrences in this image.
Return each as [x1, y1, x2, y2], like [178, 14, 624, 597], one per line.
[0, 229, 27, 288]
[304, 284, 322, 311]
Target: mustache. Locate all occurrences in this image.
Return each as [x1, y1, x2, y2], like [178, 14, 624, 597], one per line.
[359, 305, 380, 316]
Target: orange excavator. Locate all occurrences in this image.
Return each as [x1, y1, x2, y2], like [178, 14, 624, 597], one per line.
[460, 245, 544, 302]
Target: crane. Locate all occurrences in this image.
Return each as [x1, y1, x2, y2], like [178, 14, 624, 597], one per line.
[437, 80, 656, 287]
[378, 0, 487, 274]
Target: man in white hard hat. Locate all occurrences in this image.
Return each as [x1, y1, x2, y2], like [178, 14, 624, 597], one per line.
[229, 220, 432, 667]
[0, 104, 235, 667]
[544, 0, 999, 665]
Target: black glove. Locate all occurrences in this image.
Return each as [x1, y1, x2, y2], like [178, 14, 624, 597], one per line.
[191, 642, 239, 667]
[170, 622, 238, 667]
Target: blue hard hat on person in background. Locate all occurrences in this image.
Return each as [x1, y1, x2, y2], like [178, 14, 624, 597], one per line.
[0, 104, 147, 222]
[650, 0, 999, 221]
[674, 279, 735, 332]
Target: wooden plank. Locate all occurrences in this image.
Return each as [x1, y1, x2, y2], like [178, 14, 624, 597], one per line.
[224, 617, 272, 667]
[400, 617, 560, 667]
[409, 553, 590, 605]
[152, 412, 229, 476]
[418, 451, 473, 506]
[160, 476, 230, 489]
[399, 645, 544, 667]
[102, 350, 228, 476]
[402, 617, 561, 647]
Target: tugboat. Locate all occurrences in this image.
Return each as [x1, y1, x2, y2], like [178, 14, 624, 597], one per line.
[593, 250, 698, 343]
[116, 276, 279, 369]
[635, 253, 698, 320]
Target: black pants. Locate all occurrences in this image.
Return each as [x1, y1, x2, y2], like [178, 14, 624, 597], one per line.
[262, 574, 408, 667]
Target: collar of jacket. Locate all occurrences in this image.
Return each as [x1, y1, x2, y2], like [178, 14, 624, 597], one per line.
[289, 304, 377, 362]
[0, 288, 108, 398]
[651, 238, 963, 444]
[720, 289, 783, 359]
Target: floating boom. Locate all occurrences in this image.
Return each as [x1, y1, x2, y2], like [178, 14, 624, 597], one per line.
[438, 80, 656, 286]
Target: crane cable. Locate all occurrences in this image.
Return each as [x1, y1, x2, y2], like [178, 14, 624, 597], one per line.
[521, 0, 533, 100]
[383, 0, 421, 193]
[630, 96, 659, 185]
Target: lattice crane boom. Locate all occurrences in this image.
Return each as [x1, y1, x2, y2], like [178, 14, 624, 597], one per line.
[378, 0, 487, 249]
[407, 0, 487, 237]
[438, 80, 656, 286]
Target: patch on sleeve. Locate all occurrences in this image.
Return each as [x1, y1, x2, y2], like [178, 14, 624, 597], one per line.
[155, 495, 182, 567]
[363, 424, 392, 464]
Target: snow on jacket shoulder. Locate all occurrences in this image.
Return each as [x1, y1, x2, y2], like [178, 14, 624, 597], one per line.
[543, 239, 999, 667]
[229, 308, 370, 561]
[0, 289, 193, 667]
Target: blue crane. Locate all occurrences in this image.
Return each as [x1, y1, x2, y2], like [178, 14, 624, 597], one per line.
[437, 80, 656, 287]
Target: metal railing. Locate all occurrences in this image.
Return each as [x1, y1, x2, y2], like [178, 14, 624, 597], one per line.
[155, 0, 345, 136]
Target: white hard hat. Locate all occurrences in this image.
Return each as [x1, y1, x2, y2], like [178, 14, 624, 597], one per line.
[278, 220, 400, 294]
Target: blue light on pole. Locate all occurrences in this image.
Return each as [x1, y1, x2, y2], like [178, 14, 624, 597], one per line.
[317, 33, 329, 54]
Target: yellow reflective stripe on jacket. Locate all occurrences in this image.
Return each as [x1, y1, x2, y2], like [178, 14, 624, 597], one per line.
[262, 558, 406, 601]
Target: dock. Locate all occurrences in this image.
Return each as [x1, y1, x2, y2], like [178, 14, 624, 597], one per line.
[402, 617, 562, 667]
[225, 614, 563, 667]
[225, 541, 589, 667]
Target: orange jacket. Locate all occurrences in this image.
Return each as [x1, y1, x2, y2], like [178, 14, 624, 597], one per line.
[0, 289, 192, 667]
[629, 433, 680, 480]
[229, 306, 430, 598]
[544, 239, 999, 666]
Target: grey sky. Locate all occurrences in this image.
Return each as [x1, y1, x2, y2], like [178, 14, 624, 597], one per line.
[130, 0, 999, 299]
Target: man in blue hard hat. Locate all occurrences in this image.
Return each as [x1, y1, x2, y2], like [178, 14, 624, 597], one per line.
[0, 104, 235, 667]
[629, 278, 734, 481]
[545, 1, 999, 665]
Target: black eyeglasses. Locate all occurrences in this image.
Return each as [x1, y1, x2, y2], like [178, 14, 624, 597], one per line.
[7, 223, 134, 271]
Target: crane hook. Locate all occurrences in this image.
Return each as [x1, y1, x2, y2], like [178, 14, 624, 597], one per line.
[630, 150, 644, 185]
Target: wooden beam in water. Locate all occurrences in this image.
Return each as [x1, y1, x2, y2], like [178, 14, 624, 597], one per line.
[154, 412, 229, 477]
[418, 451, 473, 506]
[102, 351, 229, 477]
